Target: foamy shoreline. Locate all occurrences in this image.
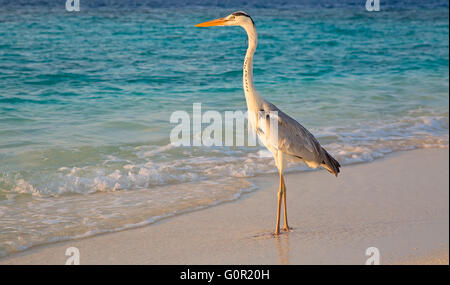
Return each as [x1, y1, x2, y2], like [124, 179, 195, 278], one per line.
[0, 148, 448, 264]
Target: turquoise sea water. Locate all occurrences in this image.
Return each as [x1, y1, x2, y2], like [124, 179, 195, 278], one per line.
[0, 1, 448, 257]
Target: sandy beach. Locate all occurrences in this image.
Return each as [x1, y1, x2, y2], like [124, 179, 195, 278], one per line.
[0, 148, 448, 265]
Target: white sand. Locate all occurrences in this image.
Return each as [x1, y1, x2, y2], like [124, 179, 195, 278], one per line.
[0, 148, 448, 265]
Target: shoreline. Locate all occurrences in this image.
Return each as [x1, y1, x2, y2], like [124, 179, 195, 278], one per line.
[0, 147, 448, 264]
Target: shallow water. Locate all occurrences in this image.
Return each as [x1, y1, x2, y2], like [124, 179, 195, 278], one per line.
[0, 1, 448, 257]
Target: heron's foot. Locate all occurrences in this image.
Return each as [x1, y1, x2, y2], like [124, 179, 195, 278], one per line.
[274, 229, 280, 236]
[282, 225, 291, 232]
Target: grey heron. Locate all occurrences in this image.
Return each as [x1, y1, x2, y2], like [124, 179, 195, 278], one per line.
[196, 11, 341, 235]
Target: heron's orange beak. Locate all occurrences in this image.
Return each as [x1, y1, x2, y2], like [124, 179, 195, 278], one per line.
[195, 17, 228, 27]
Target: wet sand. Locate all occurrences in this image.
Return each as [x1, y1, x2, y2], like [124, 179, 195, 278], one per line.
[1, 148, 448, 265]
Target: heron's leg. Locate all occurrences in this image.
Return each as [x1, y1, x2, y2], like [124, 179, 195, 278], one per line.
[281, 175, 290, 231]
[275, 174, 283, 235]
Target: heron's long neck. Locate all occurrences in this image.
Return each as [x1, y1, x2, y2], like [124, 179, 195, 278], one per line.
[243, 25, 262, 112]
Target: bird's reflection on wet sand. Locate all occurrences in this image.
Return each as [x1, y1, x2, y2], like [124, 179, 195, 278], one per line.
[275, 233, 290, 265]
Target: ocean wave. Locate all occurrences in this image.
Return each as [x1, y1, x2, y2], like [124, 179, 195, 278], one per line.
[0, 178, 257, 258]
[0, 114, 447, 198]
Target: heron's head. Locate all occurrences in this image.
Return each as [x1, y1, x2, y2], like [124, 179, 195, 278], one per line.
[195, 11, 254, 28]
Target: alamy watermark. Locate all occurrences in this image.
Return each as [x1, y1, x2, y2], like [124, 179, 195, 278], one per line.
[63, 246, 379, 264]
[366, 0, 380, 12]
[365, 247, 381, 265]
[66, 0, 80, 12]
[169, 103, 279, 149]
[65, 247, 80, 265]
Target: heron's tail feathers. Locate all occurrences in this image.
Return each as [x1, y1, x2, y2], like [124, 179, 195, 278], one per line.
[321, 150, 341, 177]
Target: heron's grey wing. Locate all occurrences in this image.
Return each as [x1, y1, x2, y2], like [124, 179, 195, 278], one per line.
[261, 101, 324, 164]
[261, 101, 341, 176]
